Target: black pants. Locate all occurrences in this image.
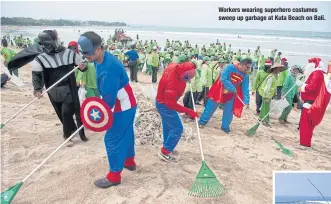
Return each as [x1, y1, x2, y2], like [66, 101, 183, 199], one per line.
[256, 91, 262, 113]
[129, 61, 138, 82]
[152, 66, 158, 83]
[270, 57, 274, 65]
[183, 91, 198, 110]
[52, 99, 77, 139]
[1, 73, 9, 87]
[277, 86, 282, 100]
[197, 87, 209, 106]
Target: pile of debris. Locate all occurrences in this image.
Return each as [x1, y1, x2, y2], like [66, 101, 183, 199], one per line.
[134, 92, 196, 146]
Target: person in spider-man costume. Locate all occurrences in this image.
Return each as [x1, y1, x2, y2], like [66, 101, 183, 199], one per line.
[155, 61, 198, 162]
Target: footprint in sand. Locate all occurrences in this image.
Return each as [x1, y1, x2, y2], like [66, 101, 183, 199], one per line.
[271, 158, 301, 170]
[33, 113, 57, 121]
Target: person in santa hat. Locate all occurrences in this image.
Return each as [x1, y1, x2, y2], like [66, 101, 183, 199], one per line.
[298, 58, 331, 148]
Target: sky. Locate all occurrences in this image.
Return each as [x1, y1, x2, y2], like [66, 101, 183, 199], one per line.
[1, 1, 331, 32]
[275, 172, 331, 197]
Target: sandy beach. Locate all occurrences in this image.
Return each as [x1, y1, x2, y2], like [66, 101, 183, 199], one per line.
[1, 60, 330, 204]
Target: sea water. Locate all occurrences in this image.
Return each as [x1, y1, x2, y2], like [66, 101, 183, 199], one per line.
[275, 196, 331, 204]
[2, 25, 331, 66]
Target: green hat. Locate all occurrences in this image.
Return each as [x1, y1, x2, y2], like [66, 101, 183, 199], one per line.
[202, 56, 209, 61]
[178, 54, 188, 63]
[218, 58, 225, 63]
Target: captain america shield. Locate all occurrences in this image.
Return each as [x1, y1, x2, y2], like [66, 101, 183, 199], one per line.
[80, 97, 113, 132]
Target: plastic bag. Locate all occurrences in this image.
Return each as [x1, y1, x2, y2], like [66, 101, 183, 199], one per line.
[270, 99, 290, 115]
[142, 61, 147, 73]
[295, 79, 304, 86]
[137, 83, 157, 106]
[78, 87, 87, 105]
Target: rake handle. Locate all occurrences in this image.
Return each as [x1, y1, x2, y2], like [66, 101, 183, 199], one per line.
[237, 96, 287, 151]
[1, 65, 80, 128]
[22, 125, 84, 183]
[189, 83, 205, 161]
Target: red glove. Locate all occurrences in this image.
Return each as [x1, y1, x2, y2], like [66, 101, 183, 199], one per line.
[186, 109, 198, 119]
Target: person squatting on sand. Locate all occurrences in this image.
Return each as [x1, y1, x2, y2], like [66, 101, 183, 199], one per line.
[78, 31, 137, 188]
[198, 58, 251, 134]
[31, 30, 88, 147]
[155, 61, 198, 162]
[298, 58, 331, 148]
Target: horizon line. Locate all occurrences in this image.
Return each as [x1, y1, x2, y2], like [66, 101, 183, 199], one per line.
[1, 16, 331, 33]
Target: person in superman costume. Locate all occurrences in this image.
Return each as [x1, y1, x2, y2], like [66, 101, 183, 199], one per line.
[198, 58, 251, 133]
[78, 31, 137, 188]
[298, 57, 331, 148]
[156, 61, 198, 162]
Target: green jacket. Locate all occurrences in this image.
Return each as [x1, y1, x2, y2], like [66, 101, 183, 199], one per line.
[274, 55, 281, 64]
[76, 62, 97, 89]
[147, 54, 153, 65]
[138, 53, 146, 63]
[277, 70, 289, 86]
[201, 64, 213, 88]
[190, 68, 203, 92]
[172, 56, 178, 63]
[258, 74, 278, 99]
[151, 53, 159, 67]
[282, 74, 297, 99]
[258, 56, 266, 70]
[253, 70, 269, 92]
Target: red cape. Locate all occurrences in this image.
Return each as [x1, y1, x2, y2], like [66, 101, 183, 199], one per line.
[207, 74, 244, 118]
[307, 74, 331, 127]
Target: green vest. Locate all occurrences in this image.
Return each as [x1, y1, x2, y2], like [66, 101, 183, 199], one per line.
[258, 74, 277, 99]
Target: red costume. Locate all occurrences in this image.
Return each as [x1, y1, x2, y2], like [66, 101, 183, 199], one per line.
[156, 62, 197, 155]
[300, 58, 331, 147]
[156, 62, 197, 115]
[207, 73, 245, 118]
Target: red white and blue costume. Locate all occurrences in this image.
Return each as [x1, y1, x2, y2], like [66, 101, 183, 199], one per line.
[199, 63, 250, 133]
[299, 58, 331, 147]
[94, 51, 137, 182]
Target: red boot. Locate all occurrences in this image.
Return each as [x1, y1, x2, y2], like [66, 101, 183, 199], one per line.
[124, 157, 136, 171]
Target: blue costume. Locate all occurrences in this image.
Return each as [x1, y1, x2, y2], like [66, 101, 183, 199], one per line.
[199, 64, 249, 133]
[94, 51, 137, 182]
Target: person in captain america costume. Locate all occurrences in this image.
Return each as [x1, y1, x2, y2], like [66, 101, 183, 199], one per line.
[78, 31, 137, 188]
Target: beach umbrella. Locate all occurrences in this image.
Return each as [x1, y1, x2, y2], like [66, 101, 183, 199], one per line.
[188, 83, 227, 198]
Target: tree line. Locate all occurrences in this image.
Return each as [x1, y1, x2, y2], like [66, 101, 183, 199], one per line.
[1, 17, 127, 26]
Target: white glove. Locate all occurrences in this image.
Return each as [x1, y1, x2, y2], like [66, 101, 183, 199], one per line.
[295, 80, 304, 86]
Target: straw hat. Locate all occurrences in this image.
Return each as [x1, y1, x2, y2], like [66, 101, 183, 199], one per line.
[267, 63, 287, 73]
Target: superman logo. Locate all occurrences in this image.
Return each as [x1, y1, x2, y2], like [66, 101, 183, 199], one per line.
[230, 73, 243, 84]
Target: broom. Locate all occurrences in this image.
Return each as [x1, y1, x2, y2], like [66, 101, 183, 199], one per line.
[188, 83, 227, 198]
[246, 83, 297, 136]
[236, 96, 293, 156]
